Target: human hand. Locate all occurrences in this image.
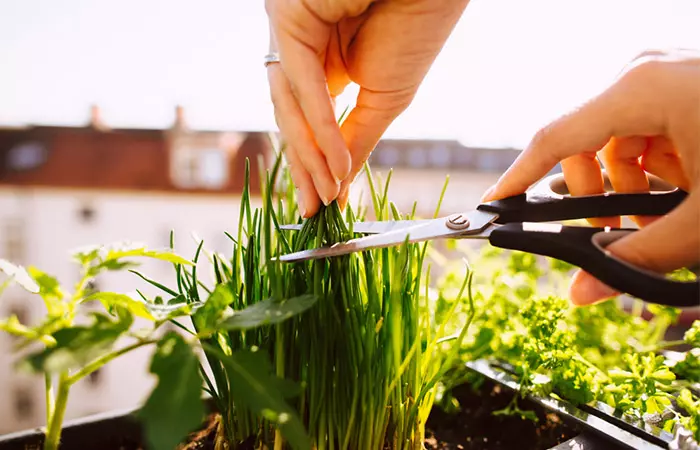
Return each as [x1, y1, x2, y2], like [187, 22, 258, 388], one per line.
[481, 49, 700, 306]
[265, 0, 470, 217]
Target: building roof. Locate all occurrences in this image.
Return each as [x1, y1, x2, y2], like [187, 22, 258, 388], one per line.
[0, 106, 273, 195]
[369, 138, 524, 172]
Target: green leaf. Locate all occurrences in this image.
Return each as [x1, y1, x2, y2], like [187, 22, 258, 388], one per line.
[219, 294, 318, 331]
[71, 244, 101, 266]
[95, 259, 140, 272]
[192, 284, 234, 332]
[677, 388, 698, 416]
[87, 291, 202, 322]
[102, 242, 193, 266]
[0, 259, 40, 293]
[0, 315, 56, 346]
[75, 242, 193, 266]
[20, 310, 133, 373]
[27, 268, 67, 317]
[684, 321, 700, 347]
[85, 292, 154, 320]
[213, 348, 310, 449]
[139, 332, 204, 450]
[650, 367, 676, 384]
[146, 295, 202, 322]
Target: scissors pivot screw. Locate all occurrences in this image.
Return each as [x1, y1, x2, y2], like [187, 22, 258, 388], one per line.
[446, 213, 470, 230]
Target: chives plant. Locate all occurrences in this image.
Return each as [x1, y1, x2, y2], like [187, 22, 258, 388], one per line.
[173, 141, 475, 449]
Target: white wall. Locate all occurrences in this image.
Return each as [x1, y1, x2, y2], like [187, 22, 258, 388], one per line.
[0, 186, 263, 433]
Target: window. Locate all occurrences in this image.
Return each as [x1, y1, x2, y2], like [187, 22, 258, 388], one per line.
[80, 279, 102, 311]
[200, 149, 228, 188]
[407, 146, 428, 168]
[78, 203, 96, 223]
[175, 152, 199, 188]
[4, 219, 24, 263]
[478, 152, 500, 171]
[13, 386, 34, 420]
[430, 144, 451, 167]
[453, 150, 474, 168]
[376, 145, 400, 167]
[7, 141, 47, 171]
[84, 279, 99, 296]
[173, 148, 228, 189]
[87, 368, 103, 386]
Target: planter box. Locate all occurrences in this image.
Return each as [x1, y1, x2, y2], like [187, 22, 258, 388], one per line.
[0, 380, 620, 450]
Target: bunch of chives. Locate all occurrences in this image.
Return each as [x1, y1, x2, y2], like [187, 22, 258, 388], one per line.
[200, 146, 473, 449]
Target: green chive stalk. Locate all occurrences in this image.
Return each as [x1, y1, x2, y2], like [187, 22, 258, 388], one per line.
[190, 139, 473, 449]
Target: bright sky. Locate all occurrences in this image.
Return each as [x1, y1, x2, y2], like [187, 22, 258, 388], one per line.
[1, 0, 699, 149]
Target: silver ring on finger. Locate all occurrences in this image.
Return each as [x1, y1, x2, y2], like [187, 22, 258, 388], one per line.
[264, 52, 281, 68]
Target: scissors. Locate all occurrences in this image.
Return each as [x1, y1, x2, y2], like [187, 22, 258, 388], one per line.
[277, 172, 699, 308]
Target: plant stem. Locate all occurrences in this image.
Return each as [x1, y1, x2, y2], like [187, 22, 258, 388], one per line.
[274, 324, 284, 450]
[647, 340, 686, 352]
[45, 374, 54, 426]
[66, 339, 157, 384]
[43, 373, 70, 450]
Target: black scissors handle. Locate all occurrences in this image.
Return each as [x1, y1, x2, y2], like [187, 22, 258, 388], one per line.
[476, 172, 698, 307]
[488, 224, 699, 308]
[479, 172, 687, 223]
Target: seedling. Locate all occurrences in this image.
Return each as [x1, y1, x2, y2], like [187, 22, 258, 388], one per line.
[0, 237, 321, 450]
[0, 243, 197, 450]
[432, 244, 700, 441]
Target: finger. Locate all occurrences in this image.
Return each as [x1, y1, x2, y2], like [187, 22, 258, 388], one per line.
[276, 35, 352, 183]
[481, 96, 615, 202]
[268, 64, 340, 205]
[337, 86, 416, 210]
[569, 270, 619, 306]
[482, 60, 670, 203]
[283, 144, 321, 218]
[641, 136, 691, 191]
[598, 136, 654, 227]
[560, 151, 619, 228]
[569, 190, 700, 305]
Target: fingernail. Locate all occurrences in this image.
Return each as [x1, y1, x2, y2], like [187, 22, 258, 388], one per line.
[569, 270, 619, 306]
[338, 186, 349, 209]
[297, 191, 306, 217]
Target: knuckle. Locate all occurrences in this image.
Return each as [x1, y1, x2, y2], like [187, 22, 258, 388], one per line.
[621, 57, 668, 84]
[528, 123, 568, 166]
[530, 124, 555, 150]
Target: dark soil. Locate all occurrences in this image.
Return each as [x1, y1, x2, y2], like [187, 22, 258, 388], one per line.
[424, 378, 580, 449]
[180, 378, 580, 450]
[0, 380, 579, 450]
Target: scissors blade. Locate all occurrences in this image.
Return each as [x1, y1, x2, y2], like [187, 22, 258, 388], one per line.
[278, 219, 434, 234]
[276, 210, 498, 263]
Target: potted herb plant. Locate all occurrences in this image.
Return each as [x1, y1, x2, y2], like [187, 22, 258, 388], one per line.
[0, 140, 697, 450]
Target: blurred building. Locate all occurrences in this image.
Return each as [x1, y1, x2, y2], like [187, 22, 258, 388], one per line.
[0, 106, 271, 433]
[360, 138, 558, 217]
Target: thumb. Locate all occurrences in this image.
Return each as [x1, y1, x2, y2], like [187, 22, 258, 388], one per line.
[481, 62, 670, 203]
[569, 190, 700, 305]
[337, 87, 415, 208]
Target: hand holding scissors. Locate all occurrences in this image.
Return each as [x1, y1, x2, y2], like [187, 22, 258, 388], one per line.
[278, 171, 699, 308]
[482, 50, 700, 306]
